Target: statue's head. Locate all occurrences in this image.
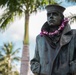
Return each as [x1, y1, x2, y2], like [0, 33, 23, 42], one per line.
[45, 5, 65, 26]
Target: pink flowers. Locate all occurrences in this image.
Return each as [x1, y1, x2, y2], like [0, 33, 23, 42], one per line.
[40, 18, 68, 36]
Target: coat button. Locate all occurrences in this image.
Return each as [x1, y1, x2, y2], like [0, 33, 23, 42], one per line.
[45, 49, 48, 52]
[46, 61, 49, 64]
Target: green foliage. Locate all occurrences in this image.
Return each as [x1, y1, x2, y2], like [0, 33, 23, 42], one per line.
[0, 10, 14, 30]
[0, 42, 20, 75]
[0, 0, 8, 7]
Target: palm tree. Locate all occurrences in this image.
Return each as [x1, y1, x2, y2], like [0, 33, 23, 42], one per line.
[13, 71, 20, 75]
[0, 0, 58, 75]
[0, 42, 20, 75]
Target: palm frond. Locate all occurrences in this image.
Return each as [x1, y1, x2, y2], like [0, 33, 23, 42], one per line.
[0, 9, 15, 31]
[0, 8, 23, 31]
[0, 54, 5, 61]
[11, 48, 20, 56]
[12, 57, 21, 62]
[1, 43, 9, 54]
[7, 0, 23, 16]
[7, 42, 13, 54]
[0, 52, 4, 57]
[0, 0, 9, 8]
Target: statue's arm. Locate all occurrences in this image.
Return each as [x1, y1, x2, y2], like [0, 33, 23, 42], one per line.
[30, 36, 40, 75]
[70, 30, 76, 74]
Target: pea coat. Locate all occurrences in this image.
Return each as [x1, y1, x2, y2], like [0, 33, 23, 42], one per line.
[30, 24, 76, 75]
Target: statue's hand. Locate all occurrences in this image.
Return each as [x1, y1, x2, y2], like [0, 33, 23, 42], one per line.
[70, 60, 76, 73]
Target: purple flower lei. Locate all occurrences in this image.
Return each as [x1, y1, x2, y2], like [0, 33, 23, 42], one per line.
[40, 18, 68, 36]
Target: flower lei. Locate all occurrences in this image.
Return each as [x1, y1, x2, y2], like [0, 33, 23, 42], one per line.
[40, 18, 68, 36]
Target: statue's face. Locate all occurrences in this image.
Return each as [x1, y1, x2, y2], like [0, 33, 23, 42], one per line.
[47, 10, 63, 26]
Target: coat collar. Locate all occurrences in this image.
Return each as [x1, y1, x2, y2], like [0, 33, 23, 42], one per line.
[60, 24, 72, 46]
[41, 22, 72, 47]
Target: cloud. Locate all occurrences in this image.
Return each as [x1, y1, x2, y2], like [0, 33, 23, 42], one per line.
[1, 17, 24, 42]
[63, 5, 76, 29]
[63, 5, 76, 18]
[29, 10, 47, 38]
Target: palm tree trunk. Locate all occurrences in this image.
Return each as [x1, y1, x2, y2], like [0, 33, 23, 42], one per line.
[20, 45, 30, 75]
[20, 11, 30, 75]
[24, 10, 29, 45]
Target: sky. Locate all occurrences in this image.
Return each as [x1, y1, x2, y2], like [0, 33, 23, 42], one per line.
[0, 0, 76, 73]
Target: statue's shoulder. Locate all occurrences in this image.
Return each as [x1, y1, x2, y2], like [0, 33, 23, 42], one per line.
[36, 34, 43, 39]
[36, 34, 45, 41]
